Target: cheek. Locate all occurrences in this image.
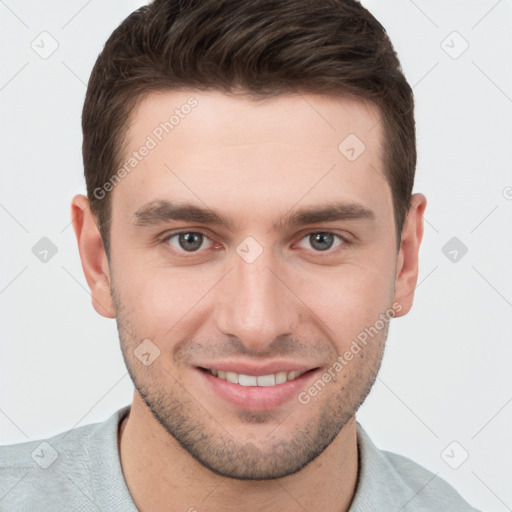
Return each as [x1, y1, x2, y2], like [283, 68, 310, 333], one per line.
[115, 263, 215, 338]
[294, 259, 395, 343]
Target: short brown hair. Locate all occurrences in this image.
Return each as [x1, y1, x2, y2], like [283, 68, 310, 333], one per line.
[82, 0, 415, 256]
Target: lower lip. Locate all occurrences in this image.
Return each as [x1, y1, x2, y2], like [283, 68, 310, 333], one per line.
[196, 368, 319, 411]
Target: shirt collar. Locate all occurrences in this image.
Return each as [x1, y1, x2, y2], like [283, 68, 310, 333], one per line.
[349, 423, 425, 511]
[89, 405, 137, 511]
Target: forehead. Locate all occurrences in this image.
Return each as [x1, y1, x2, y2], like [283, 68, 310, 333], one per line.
[111, 89, 391, 230]
[125, 89, 382, 155]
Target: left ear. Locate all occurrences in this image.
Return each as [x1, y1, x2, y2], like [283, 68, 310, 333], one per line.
[393, 193, 427, 317]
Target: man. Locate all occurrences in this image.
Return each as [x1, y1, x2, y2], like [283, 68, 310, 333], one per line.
[0, 0, 480, 510]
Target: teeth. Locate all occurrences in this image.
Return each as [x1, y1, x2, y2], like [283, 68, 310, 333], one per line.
[226, 371, 238, 384]
[257, 374, 275, 386]
[275, 371, 288, 384]
[239, 374, 258, 386]
[207, 369, 305, 386]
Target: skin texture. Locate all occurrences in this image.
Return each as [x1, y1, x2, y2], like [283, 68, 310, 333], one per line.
[72, 90, 426, 512]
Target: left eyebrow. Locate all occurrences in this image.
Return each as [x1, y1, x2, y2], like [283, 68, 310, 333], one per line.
[274, 202, 376, 231]
[131, 199, 376, 232]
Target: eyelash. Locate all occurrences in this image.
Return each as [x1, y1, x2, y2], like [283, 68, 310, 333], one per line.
[160, 229, 350, 257]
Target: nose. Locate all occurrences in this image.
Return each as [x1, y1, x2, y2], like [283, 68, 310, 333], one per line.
[213, 246, 302, 353]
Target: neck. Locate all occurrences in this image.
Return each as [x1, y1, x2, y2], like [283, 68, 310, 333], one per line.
[118, 395, 359, 512]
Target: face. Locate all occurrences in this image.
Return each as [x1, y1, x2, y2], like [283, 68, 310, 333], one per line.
[105, 90, 402, 479]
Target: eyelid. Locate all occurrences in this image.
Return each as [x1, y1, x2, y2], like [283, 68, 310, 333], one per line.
[298, 228, 352, 241]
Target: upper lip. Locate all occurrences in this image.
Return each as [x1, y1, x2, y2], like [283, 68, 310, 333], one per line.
[197, 361, 319, 376]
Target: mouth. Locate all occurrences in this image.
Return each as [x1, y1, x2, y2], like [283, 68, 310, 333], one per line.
[196, 365, 320, 411]
[198, 367, 313, 387]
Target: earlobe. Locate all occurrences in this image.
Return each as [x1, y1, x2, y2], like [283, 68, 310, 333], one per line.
[392, 193, 427, 317]
[71, 194, 116, 319]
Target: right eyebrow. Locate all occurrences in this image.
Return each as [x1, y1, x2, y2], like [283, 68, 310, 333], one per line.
[132, 200, 234, 231]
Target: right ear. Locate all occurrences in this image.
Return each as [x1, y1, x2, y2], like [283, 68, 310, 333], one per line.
[71, 194, 115, 318]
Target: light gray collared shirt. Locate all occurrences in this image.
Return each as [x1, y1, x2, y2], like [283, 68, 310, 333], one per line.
[0, 405, 480, 511]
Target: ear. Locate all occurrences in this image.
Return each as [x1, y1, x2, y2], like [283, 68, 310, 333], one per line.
[393, 193, 427, 317]
[71, 194, 115, 318]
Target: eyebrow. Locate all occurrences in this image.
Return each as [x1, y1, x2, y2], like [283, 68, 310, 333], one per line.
[132, 199, 376, 231]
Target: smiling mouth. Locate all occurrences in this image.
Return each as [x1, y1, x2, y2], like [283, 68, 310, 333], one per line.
[198, 367, 317, 387]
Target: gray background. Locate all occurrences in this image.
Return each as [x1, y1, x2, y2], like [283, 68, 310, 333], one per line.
[1, 1, 511, 510]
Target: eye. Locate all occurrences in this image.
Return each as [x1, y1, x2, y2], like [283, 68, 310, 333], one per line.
[161, 230, 348, 256]
[297, 232, 345, 252]
[164, 231, 214, 253]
